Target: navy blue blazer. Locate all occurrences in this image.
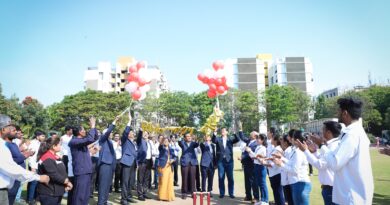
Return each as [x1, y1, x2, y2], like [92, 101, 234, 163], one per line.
[98, 124, 116, 170]
[178, 140, 199, 166]
[136, 129, 152, 164]
[212, 132, 240, 163]
[238, 131, 257, 164]
[120, 125, 138, 166]
[200, 142, 216, 168]
[157, 145, 177, 169]
[69, 128, 98, 176]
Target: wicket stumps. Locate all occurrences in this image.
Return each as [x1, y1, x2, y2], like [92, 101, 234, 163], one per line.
[192, 192, 211, 205]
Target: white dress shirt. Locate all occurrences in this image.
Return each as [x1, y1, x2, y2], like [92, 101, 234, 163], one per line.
[281, 146, 292, 186]
[0, 138, 40, 189]
[113, 141, 122, 160]
[171, 142, 181, 156]
[248, 144, 266, 165]
[266, 139, 274, 158]
[304, 137, 340, 186]
[222, 137, 227, 149]
[28, 139, 41, 170]
[267, 145, 283, 177]
[321, 121, 374, 205]
[146, 140, 153, 160]
[61, 134, 72, 156]
[281, 146, 310, 184]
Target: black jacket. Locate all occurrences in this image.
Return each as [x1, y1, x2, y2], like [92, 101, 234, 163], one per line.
[37, 158, 67, 197]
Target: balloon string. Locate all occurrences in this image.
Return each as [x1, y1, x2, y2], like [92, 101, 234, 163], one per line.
[216, 96, 220, 109]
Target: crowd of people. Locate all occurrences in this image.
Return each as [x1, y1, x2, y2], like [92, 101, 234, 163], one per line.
[0, 96, 376, 205]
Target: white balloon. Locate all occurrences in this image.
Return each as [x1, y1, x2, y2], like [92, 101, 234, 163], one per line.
[139, 91, 147, 101]
[215, 69, 225, 78]
[139, 84, 151, 93]
[203, 69, 213, 78]
[125, 82, 139, 93]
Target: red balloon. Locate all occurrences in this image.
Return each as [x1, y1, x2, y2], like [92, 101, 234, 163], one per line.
[215, 78, 223, 86]
[129, 72, 139, 82]
[223, 84, 229, 91]
[136, 61, 145, 70]
[221, 77, 226, 84]
[203, 77, 209, 84]
[197, 73, 205, 82]
[208, 78, 215, 85]
[128, 66, 137, 73]
[217, 86, 225, 94]
[207, 90, 216, 99]
[212, 61, 224, 71]
[208, 83, 217, 91]
[132, 90, 142, 100]
[138, 78, 147, 86]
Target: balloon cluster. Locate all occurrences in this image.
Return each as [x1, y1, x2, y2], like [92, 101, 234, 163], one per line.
[125, 61, 153, 101]
[197, 60, 230, 98]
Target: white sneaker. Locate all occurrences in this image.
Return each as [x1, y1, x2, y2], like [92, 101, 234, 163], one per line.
[254, 202, 261, 205]
[261, 202, 269, 205]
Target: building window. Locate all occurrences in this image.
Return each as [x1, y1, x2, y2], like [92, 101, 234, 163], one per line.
[117, 73, 120, 78]
[99, 72, 103, 80]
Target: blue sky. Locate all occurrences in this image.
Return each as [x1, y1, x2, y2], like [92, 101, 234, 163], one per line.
[1, 0, 389, 106]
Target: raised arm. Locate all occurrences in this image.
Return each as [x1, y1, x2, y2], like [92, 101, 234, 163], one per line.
[121, 111, 132, 144]
[136, 128, 143, 145]
[231, 133, 240, 144]
[69, 128, 97, 148]
[238, 131, 250, 143]
[212, 130, 218, 144]
[99, 124, 115, 144]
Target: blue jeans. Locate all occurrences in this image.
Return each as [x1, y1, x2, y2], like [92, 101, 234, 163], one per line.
[254, 164, 268, 202]
[217, 160, 234, 197]
[270, 174, 285, 205]
[322, 186, 336, 205]
[27, 180, 38, 202]
[291, 182, 311, 205]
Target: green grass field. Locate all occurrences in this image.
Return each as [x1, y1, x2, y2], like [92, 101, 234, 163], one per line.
[16, 148, 390, 205]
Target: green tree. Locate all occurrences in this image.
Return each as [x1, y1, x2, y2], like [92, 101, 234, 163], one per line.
[47, 90, 131, 132]
[20, 96, 49, 137]
[265, 85, 311, 129]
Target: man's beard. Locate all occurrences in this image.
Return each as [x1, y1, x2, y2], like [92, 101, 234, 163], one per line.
[4, 133, 16, 140]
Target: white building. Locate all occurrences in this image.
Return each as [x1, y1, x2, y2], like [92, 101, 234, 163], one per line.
[269, 57, 314, 96]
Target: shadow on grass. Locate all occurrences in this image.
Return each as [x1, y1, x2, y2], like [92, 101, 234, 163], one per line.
[373, 193, 390, 205]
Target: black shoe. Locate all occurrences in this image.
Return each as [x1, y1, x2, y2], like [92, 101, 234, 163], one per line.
[138, 197, 145, 201]
[174, 183, 179, 186]
[182, 194, 187, 200]
[127, 198, 137, 203]
[229, 195, 235, 199]
[219, 195, 224, 198]
[244, 197, 252, 201]
[144, 195, 151, 199]
[115, 190, 121, 193]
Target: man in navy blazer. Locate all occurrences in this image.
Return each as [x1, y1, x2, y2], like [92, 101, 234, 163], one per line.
[120, 113, 138, 205]
[136, 127, 153, 201]
[69, 117, 99, 205]
[200, 134, 217, 194]
[97, 116, 119, 205]
[178, 133, 199, 199]
[237, 121, 260, 202]
[212, 126, 240, 199]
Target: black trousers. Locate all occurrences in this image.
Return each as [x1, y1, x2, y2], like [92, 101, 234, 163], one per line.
[173, 162, 178, 185]
[121, 163, 136, 203]
[66, 177, 74, 205]
[137, 160, 152, 198]
[196, 165, 201, 191]
[90, 157, 99, 195]
[243, 162, 256, 200]
[283, 184, 294, 205]
[201, 165, 215, 192]
[39, 195, 62, 205]
[181, 165, 196, 194]
[114, 159, 122, 191]
[62, 155, 69, 174]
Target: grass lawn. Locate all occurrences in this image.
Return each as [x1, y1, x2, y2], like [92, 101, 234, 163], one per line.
[16, 148, 390, 205]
